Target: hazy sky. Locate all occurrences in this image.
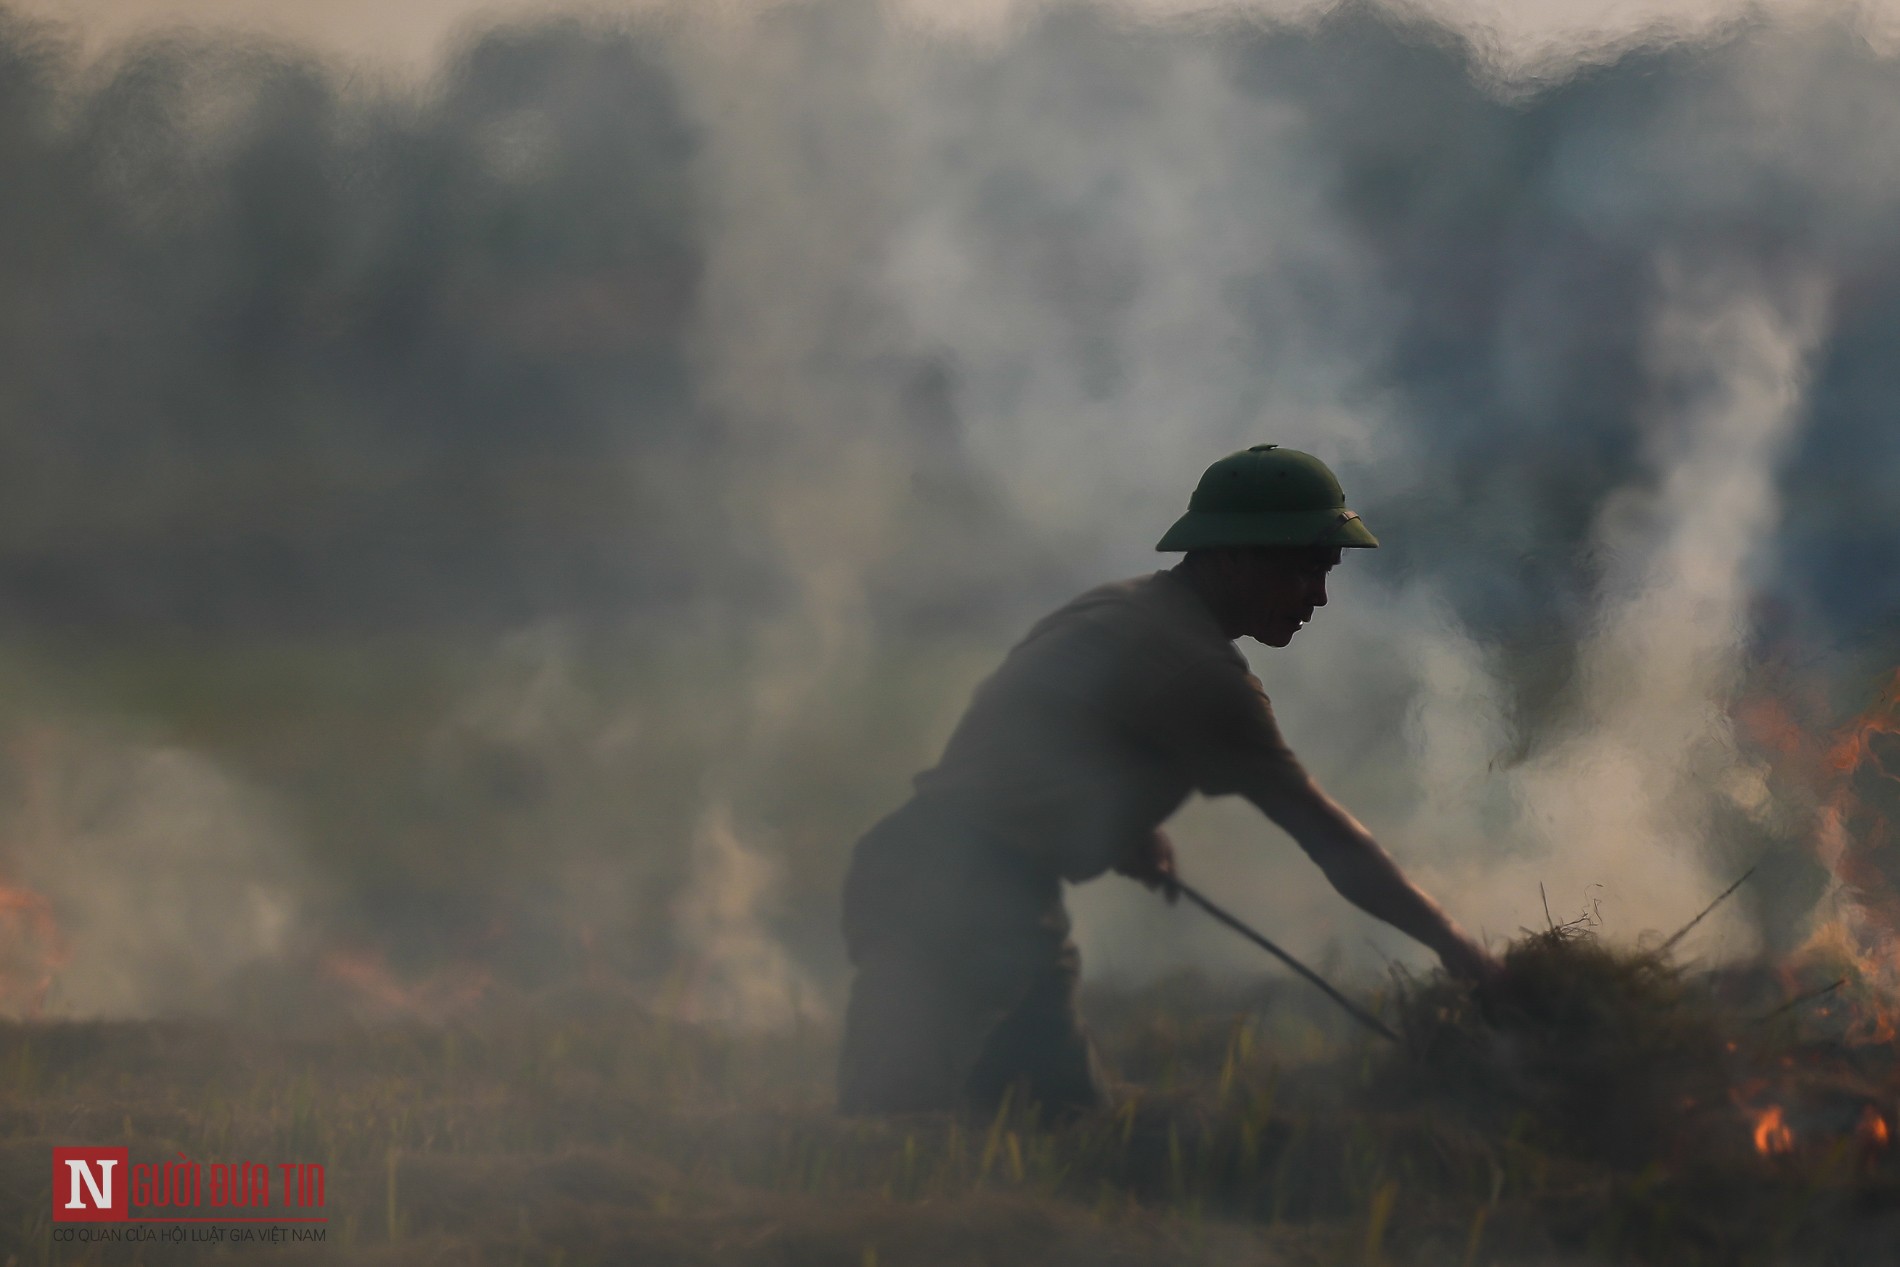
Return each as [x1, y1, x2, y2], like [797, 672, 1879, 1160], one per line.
[25, 0, 1900, 77]
[17, 0, 592, 68]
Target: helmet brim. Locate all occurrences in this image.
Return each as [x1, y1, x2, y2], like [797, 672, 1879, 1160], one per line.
[1155, 507, 1379, 552]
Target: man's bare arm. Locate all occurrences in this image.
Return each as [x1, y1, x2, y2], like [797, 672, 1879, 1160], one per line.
[1244, 775, 1497, 981]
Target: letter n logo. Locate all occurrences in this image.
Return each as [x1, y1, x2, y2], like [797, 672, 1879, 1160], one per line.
[52, 1148, 129, 1222]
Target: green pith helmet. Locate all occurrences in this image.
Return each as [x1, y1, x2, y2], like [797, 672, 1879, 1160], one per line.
[1155, 445, 1379, 551]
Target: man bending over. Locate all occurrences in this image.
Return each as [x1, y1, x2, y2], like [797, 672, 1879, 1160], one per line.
[838, 445, 1497, 1116]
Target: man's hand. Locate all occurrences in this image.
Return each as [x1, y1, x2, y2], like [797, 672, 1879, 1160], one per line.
[1116, 828, 1179, 903]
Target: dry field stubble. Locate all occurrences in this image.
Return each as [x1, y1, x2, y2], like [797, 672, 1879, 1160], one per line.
[2, 934, 1899, 1267]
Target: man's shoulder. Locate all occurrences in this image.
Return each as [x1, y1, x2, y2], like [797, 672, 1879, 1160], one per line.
[1015, 572, 1243, 677]
[1040, 571, 1203, 623]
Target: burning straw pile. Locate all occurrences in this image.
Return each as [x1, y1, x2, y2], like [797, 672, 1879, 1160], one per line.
[1062, 853, 1900, 1262]
[1307, 914, 1900, 1264]
[1378, 900, 1899, 1180]
[1385, 921, 1739, 1169]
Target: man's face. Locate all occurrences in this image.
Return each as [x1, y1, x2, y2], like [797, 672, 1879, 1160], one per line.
[1234, 546, 1342, 647]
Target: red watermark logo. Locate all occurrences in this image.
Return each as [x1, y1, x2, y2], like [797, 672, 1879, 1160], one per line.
[52, 1148, 128, 1222]
[50, 1148, 326, 1244]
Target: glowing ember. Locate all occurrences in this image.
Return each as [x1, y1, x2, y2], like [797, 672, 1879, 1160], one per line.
[1753, 1104, 1794, 1157]
[1859, 1105, 1891, 1151]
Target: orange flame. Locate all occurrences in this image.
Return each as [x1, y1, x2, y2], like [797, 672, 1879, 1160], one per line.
[0, 883, 67, 1016]
[1742, 669, 1900, 1040]
[321, 949, 491, 1022]
[3, 731, 70, 1015]
[1753, 1104, 1794, 1157]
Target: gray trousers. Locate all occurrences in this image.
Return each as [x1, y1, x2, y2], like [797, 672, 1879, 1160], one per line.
[837, 800, 1104, 1117]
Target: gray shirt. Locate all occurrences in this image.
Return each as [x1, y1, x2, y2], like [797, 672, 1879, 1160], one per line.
[911, 571, 1311, 881]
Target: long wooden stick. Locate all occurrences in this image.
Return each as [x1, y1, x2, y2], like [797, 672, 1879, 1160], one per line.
[1756, 976, 1846, 1024]
[1659, 863, 1759, 954]
[1172, 879, 1400, 1043]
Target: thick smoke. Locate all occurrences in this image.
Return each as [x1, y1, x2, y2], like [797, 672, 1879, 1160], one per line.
[1423, 259, 1830, 953]
[3, 1, 1900, 1016]
[0, 717, 306, 1015]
